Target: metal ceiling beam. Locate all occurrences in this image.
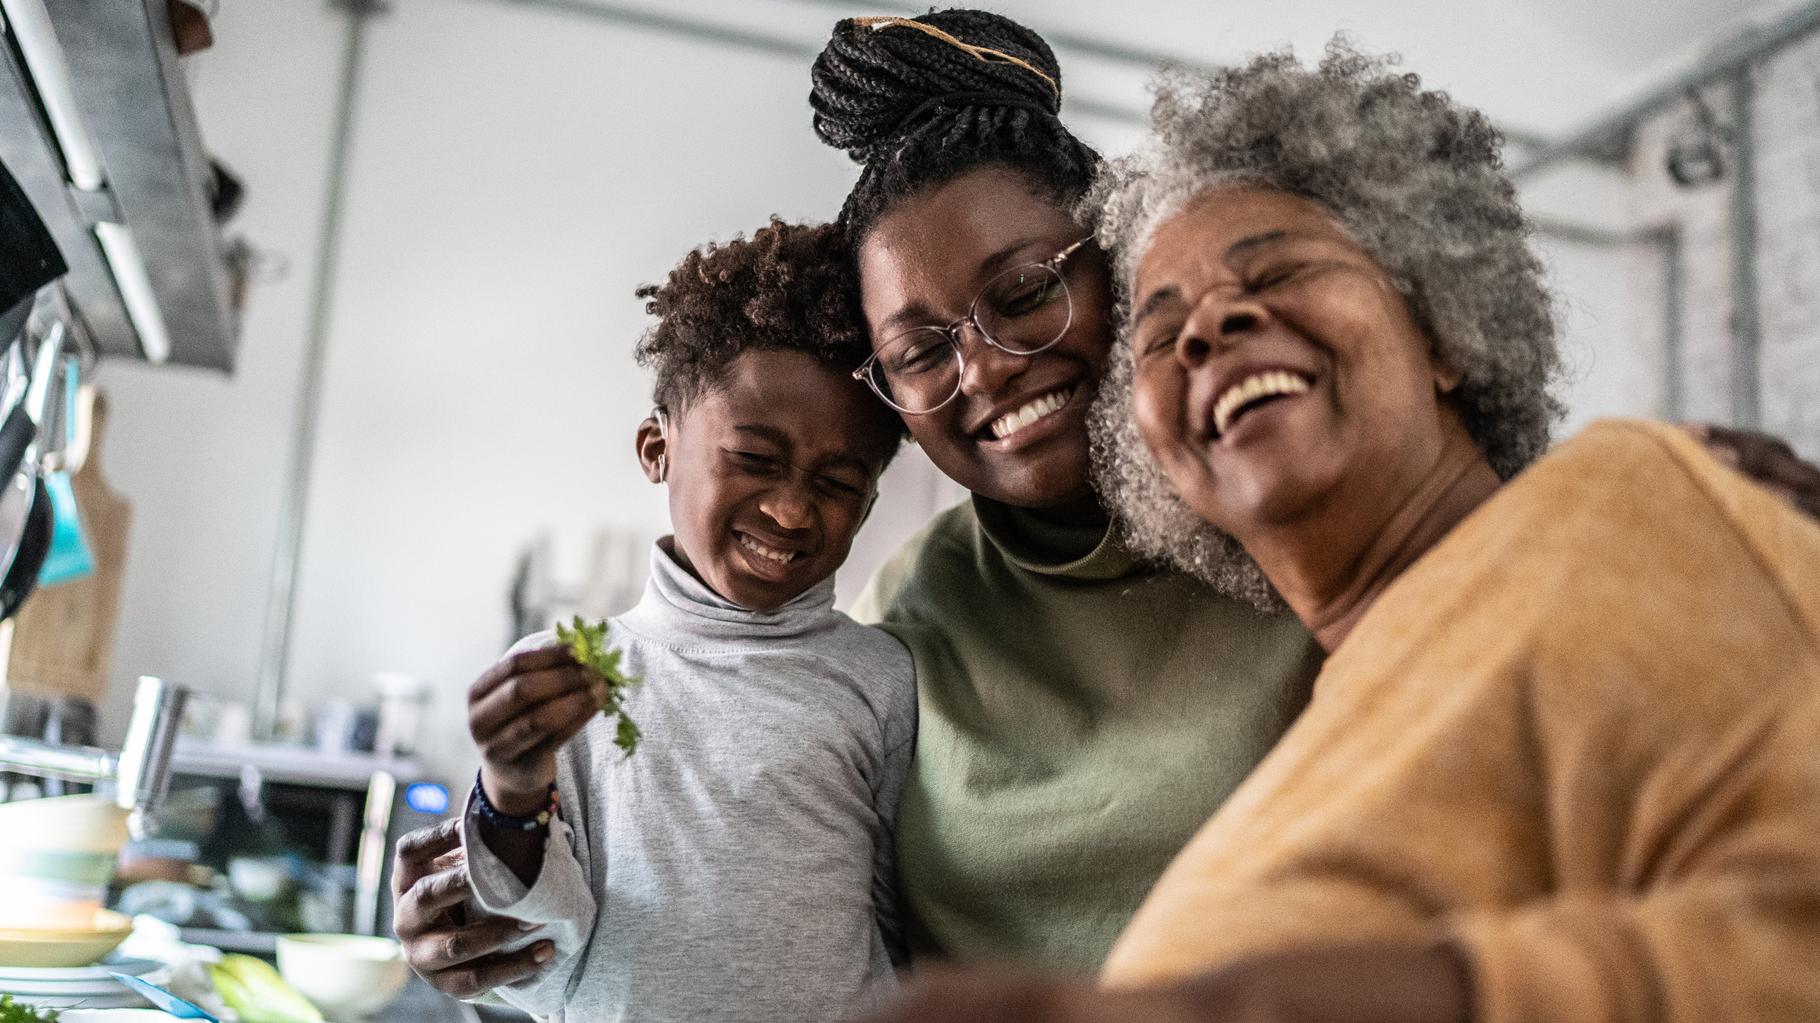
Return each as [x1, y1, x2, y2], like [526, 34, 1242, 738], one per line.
[778, 0, 1553, 148]
[481, 0, 1148, 123]
[254, 0, 383, 740]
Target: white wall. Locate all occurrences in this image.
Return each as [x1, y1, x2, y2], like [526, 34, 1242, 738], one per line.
[88, 0, 1756, 785]
[1611, 29, 1820, 461]
[92, 0, 345, 730]
[94, 0, 975, 782]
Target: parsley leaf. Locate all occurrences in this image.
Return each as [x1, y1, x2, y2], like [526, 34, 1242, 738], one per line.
[0, 995, 58, 1023]
[555, 615, 643, 756]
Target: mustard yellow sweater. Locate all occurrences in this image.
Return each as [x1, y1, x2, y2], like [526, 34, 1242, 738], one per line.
[1101, 420, 1820, 1022]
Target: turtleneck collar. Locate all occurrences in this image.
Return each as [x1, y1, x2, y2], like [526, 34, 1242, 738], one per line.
[971, 494, 1143, 581]
[615, 539, 840, 648]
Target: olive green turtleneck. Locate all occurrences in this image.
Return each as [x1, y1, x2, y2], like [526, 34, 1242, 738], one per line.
[850, 496, 1324, 974]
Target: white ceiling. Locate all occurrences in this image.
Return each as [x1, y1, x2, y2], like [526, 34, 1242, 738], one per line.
[668, 0, 1799, 141]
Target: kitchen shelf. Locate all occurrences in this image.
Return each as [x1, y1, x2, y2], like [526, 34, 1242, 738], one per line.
[0, 0, 237, 370]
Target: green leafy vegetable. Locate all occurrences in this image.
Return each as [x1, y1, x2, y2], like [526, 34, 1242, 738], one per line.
[556, 615, 643, 756]
[208, 953, 322, 1023]
[0, 994, 57, 1023]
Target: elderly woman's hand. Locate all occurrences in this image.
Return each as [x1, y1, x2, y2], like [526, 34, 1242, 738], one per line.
[1685, 423, 1820, 520]
[861, 941, 1471, 1023]
[391, 818, 554, 1000]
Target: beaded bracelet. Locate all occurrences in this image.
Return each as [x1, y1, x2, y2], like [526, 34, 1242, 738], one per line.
[474, 770, 559, 832]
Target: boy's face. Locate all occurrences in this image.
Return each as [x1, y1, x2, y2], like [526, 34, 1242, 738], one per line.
[639, 349, 894, 612]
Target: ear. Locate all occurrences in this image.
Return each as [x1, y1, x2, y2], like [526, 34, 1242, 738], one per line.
[1431, 355, 1463, 395]
[860, 490, 879, 527]
[635, 415, 667, 483]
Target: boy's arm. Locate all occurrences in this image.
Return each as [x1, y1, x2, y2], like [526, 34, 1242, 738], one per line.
[869, 645, 918, 968]
[870, 735, 912, 967]
[459, 757, 599, 1016]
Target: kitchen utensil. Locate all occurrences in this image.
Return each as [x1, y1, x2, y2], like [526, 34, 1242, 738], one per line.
[9, 390, 131, 706]
[0, 476, 54, 619]
[0, 161, 66, 315]
[39, 353, 90, 586]
[0, 318, 68, 620]
[37, 467, 91, 586]
[0, 404, 39, 575]
[111, 972, 217, 1020]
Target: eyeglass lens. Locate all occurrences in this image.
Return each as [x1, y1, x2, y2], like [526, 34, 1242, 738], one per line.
[864, 261, 1073, 414]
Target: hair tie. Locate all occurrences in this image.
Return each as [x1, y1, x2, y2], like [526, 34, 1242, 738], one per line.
[889, 90, 1056, 140]
[853, 15, 1060, 100]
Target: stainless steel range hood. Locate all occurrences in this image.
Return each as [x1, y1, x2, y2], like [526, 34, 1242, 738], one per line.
[0, 0, 236, 371]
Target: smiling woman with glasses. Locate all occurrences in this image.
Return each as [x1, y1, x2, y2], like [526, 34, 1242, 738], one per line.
[853, 236, 1091, 415]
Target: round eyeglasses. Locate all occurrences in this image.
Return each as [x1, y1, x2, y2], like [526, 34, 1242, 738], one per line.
[852, 237, 1092, 415]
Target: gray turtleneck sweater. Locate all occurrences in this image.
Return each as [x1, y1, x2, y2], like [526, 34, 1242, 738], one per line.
[461, 543, 916, 1022]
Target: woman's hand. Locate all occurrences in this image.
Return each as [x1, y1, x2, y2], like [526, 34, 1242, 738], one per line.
[469, 645, 598, 816]
[1685, 423, 1820, 520]
[390, 819, 554, 1000]
[861, 940, 1471, 1023]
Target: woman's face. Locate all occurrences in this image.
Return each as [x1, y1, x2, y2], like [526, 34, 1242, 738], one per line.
[857, 167, 1114, 510]
[1126, 187, 1460, 539]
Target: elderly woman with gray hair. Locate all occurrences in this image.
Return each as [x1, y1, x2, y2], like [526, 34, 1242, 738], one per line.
[867, 42, 1820, 1023]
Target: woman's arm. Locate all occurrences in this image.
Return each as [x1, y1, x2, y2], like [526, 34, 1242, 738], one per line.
[1683, 423, 1820, 520]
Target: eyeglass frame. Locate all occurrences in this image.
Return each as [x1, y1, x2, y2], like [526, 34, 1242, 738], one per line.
[851, 236, 1094, 415]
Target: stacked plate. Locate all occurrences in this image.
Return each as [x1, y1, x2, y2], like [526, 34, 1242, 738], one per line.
[0, 955, 163, 1011]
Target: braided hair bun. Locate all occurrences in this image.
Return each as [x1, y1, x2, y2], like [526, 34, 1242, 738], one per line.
[809, 9, 1100, 241]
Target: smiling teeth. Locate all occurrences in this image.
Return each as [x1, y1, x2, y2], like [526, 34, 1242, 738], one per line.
[739, 534, 796, 565]
[990, 388, 1073, 440]
[1213, 371, 1312, 437]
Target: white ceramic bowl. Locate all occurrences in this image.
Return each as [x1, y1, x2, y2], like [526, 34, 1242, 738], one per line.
[0, 794, 130, 853]
[276, 934, 408, 1018]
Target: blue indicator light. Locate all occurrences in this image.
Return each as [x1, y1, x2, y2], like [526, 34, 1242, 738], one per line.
[405, 782, 450, 814]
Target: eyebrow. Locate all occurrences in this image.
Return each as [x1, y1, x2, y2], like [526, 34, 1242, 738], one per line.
[874, 234, 1061, 336]
[1131, 286, 1183, 329]
[731, 423, 790, 447]
[1130, 229, 1312, 328]
[731, 424, 874, 477]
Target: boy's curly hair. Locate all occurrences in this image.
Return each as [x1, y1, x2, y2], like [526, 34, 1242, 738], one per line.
[634, 218, 903, 450]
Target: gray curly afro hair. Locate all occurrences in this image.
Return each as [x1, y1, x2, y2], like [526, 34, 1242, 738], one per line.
[1085, 40, 1564, 606]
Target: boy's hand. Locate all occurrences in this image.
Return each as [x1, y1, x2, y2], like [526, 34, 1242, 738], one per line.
[468, 646, 597, 816]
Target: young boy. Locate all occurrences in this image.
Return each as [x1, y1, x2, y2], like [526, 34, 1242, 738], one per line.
[459, 220, 914, 1022]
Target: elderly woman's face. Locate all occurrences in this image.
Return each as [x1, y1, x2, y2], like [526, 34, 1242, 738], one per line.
[1127, 187, 1457, 537]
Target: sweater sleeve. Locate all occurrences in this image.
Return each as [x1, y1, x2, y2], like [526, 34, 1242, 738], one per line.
[870, 733, 914, 968]
[1448, 691, 1820, 1023]
[459, 767, 598, 1016]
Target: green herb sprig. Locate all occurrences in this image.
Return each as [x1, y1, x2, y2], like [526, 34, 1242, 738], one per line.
[555, 615, 643, 756]
[0, 995, 58, 1023]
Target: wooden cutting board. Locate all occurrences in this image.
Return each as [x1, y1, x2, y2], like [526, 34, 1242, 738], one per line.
[6, 392, 130, 706]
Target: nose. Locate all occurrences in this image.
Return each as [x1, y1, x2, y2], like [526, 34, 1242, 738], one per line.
[758, 479, 815, 532]
[1174, 289, 1266, 371]
[956, 324, 1027, 399]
